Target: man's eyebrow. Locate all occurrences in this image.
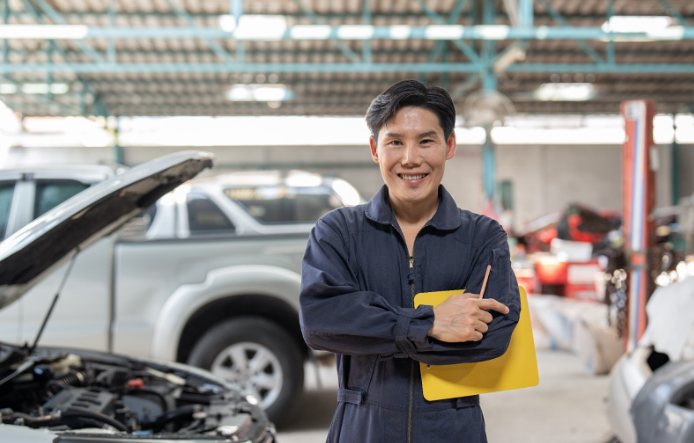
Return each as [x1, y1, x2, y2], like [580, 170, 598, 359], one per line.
[418, 130, 439, 138]
[382, 131, 404, 138]
[382, 130, 440, 138]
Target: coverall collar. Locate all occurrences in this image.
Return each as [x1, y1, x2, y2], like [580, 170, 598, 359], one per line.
[365, 184, 462, 231]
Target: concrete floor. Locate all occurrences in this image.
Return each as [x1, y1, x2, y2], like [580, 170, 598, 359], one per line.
[277, 350, 612, 443]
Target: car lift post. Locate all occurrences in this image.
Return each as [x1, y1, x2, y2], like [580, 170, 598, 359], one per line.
[621, 100, 657, 352]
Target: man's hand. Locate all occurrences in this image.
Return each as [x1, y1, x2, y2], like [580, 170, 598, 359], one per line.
[427, 293, 509, 343]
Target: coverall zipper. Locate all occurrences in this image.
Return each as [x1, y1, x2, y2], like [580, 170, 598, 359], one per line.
[391, 223, 422, 443]
[408, 255, 415, 443]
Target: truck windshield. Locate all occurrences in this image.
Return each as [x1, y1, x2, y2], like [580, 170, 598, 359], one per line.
[224, 185, 342, 224]
[33, 180, 89, 219]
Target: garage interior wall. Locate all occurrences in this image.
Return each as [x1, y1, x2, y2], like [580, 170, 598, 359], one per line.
[4, 143, 690, 227]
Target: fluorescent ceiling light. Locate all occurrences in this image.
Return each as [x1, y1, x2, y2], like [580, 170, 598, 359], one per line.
[218, 15, 237, 33]
[289, 25, 331, 40]
[22, 83, 70, 94]
[234, 15, 287, 40]
[0, 83, 69, 94]
[389, 26, 412, 39]
[475, 25, 510, 40]
[227, 84, 293, 102]
[0, 84, 18, 94]
[0, 25, 88, 39]
[337, 25, 374, 40]
[425, 25, 464, 40]
[536, 83, 594, 101]
[601, 16, 673, 33]
[646, 26, 685, 40]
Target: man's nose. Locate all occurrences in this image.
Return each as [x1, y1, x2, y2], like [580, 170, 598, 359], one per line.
[401, 143, 421, 166]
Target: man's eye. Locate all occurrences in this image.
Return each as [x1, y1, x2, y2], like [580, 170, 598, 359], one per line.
[421, 139, 433, 144]
[390, 140, 402, 146]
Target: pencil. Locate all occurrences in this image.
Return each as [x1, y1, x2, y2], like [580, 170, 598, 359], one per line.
[479, 265, 492, 299]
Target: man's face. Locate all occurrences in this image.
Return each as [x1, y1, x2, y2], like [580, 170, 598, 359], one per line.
[369, 106, 456, 209]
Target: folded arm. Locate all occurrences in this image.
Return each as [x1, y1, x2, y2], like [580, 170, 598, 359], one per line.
[299, 215, 521, 364]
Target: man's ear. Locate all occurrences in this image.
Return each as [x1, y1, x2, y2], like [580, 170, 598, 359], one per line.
[369, 137, 379, 163]
[445, 130, 457, 160]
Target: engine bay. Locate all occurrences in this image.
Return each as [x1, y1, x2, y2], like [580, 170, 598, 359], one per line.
[0, 344, 273, 441]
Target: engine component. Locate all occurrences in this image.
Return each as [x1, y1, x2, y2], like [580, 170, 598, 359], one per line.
[43, 387, 116, 416]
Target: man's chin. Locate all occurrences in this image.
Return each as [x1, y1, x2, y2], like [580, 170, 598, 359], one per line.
[389, 189, 435, 205]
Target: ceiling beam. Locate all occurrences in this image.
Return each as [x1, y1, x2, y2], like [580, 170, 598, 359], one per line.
[2, 24, 693, 42]
[8, 10, 694, 23]
[8, 46, 694, 61]
[3, 62, 694, 74]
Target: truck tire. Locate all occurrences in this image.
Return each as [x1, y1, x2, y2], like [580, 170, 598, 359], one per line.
[186, 317, 304, 427]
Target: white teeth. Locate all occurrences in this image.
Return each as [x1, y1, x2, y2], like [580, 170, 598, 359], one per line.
[401, 174, 426, 180]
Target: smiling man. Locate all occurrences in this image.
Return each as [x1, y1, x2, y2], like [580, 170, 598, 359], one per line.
[300, 80, 521, 443]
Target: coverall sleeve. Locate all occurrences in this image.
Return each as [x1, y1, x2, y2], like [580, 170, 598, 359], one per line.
[300, 217, 436, 357]
[410, 223, 521, 366]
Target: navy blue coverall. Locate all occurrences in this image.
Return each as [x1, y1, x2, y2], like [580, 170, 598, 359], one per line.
[300, 185, 521, 443]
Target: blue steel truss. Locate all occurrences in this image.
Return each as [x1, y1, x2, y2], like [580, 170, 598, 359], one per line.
[5, 24, 694, 42]
[2, 0, 694, 117]
[1, 0, 694, 75]
[0, 23, 693, 74]
[2, 62, 692, 75]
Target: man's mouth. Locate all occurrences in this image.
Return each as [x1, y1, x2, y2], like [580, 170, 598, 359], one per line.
[398, 173, 428, 181]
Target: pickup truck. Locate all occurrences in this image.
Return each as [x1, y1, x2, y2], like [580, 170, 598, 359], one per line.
[0, 166, 361, 426]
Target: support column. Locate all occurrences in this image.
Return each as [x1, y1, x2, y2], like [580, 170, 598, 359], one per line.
[1, 0, 9, 65]
[46, 40, 54, 104]
[440, 44, 449, 90]
[607, 0, 615, 65]
[79, 80, 87, 116]
[519, 0, 534, 28]
[107, 116, 123, 165]
[482, 125, 496, 200]
[481, 0, 497, 92]
[233, 0, 244, 63]
[621, 100, 656, 352]
[481, 0, 498, 207]
[671, 115, 679, 205]
[362, 0, 371, 63]
[108, 0, 116, 63]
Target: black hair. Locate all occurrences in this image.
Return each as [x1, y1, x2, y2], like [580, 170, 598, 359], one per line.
[365, 79, 456, 143]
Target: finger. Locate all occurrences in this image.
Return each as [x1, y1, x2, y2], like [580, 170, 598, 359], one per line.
[477, 299, 510, 314]
[474, 321, 489, 334]
[469, 331, 484, 342]
[477, 311, 493, 324]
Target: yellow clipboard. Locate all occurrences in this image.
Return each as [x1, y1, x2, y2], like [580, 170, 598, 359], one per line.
[414, 286, 539, 400]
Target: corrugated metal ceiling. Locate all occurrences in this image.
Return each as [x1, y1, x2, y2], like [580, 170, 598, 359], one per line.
[1, 0, 693, 117]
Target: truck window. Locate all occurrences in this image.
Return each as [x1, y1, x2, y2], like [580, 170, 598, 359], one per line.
[224, 185, 341, 224]
[119, 203, 159, 239]
[187, 193, 235, 235]
[0, 182, 15, 239]
[34, 179, 90, 219]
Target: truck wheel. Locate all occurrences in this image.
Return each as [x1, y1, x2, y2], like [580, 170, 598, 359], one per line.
[186, 317, 304, 427]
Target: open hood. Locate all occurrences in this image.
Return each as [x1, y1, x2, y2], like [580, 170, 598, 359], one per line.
[0, 151, 214, 309]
